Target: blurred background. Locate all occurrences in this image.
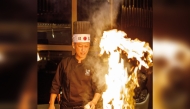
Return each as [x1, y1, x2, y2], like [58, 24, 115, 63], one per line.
[153, 0, 190, 109]
[0, 0, 37, 109]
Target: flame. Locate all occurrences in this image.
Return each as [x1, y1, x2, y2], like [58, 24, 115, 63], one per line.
[99, 29, 153, 109]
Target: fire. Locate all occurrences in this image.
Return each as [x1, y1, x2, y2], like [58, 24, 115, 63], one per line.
[99, 29, 153, 109]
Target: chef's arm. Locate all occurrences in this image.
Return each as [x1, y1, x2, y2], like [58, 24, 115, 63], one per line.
[91, 93, 101, 104]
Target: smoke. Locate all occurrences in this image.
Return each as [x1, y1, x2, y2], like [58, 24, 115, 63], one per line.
[81, 0, 122, 105]
[89, 0, 122, 43]
[75, 1, 123, 107]
[80, 0, 123, 106]
[84, 55, 108, 93]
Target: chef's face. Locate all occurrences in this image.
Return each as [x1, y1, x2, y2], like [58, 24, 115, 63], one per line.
[73, 42, 90, 59]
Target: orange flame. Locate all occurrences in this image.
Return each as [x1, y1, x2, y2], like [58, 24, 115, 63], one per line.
[99, 29, 153, 109]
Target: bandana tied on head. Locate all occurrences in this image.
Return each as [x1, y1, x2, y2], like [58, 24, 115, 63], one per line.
[73, 34, 90, 42]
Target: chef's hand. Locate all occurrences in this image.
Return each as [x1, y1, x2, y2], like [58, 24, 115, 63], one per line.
[48, 104, 55, 109]
[86, 100, 97, 109]
[85, 93, 100, 109]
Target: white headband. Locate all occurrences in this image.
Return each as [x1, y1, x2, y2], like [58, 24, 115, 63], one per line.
[72, 34, 90, 42]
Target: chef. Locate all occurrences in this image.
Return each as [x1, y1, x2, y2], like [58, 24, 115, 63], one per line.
[48, 33, 101, 109]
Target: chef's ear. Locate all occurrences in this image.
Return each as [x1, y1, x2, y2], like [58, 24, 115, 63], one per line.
[72, 42, 75, 49]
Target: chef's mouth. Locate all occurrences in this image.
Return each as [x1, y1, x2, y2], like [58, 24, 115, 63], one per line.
[80, 53, 86, 55]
